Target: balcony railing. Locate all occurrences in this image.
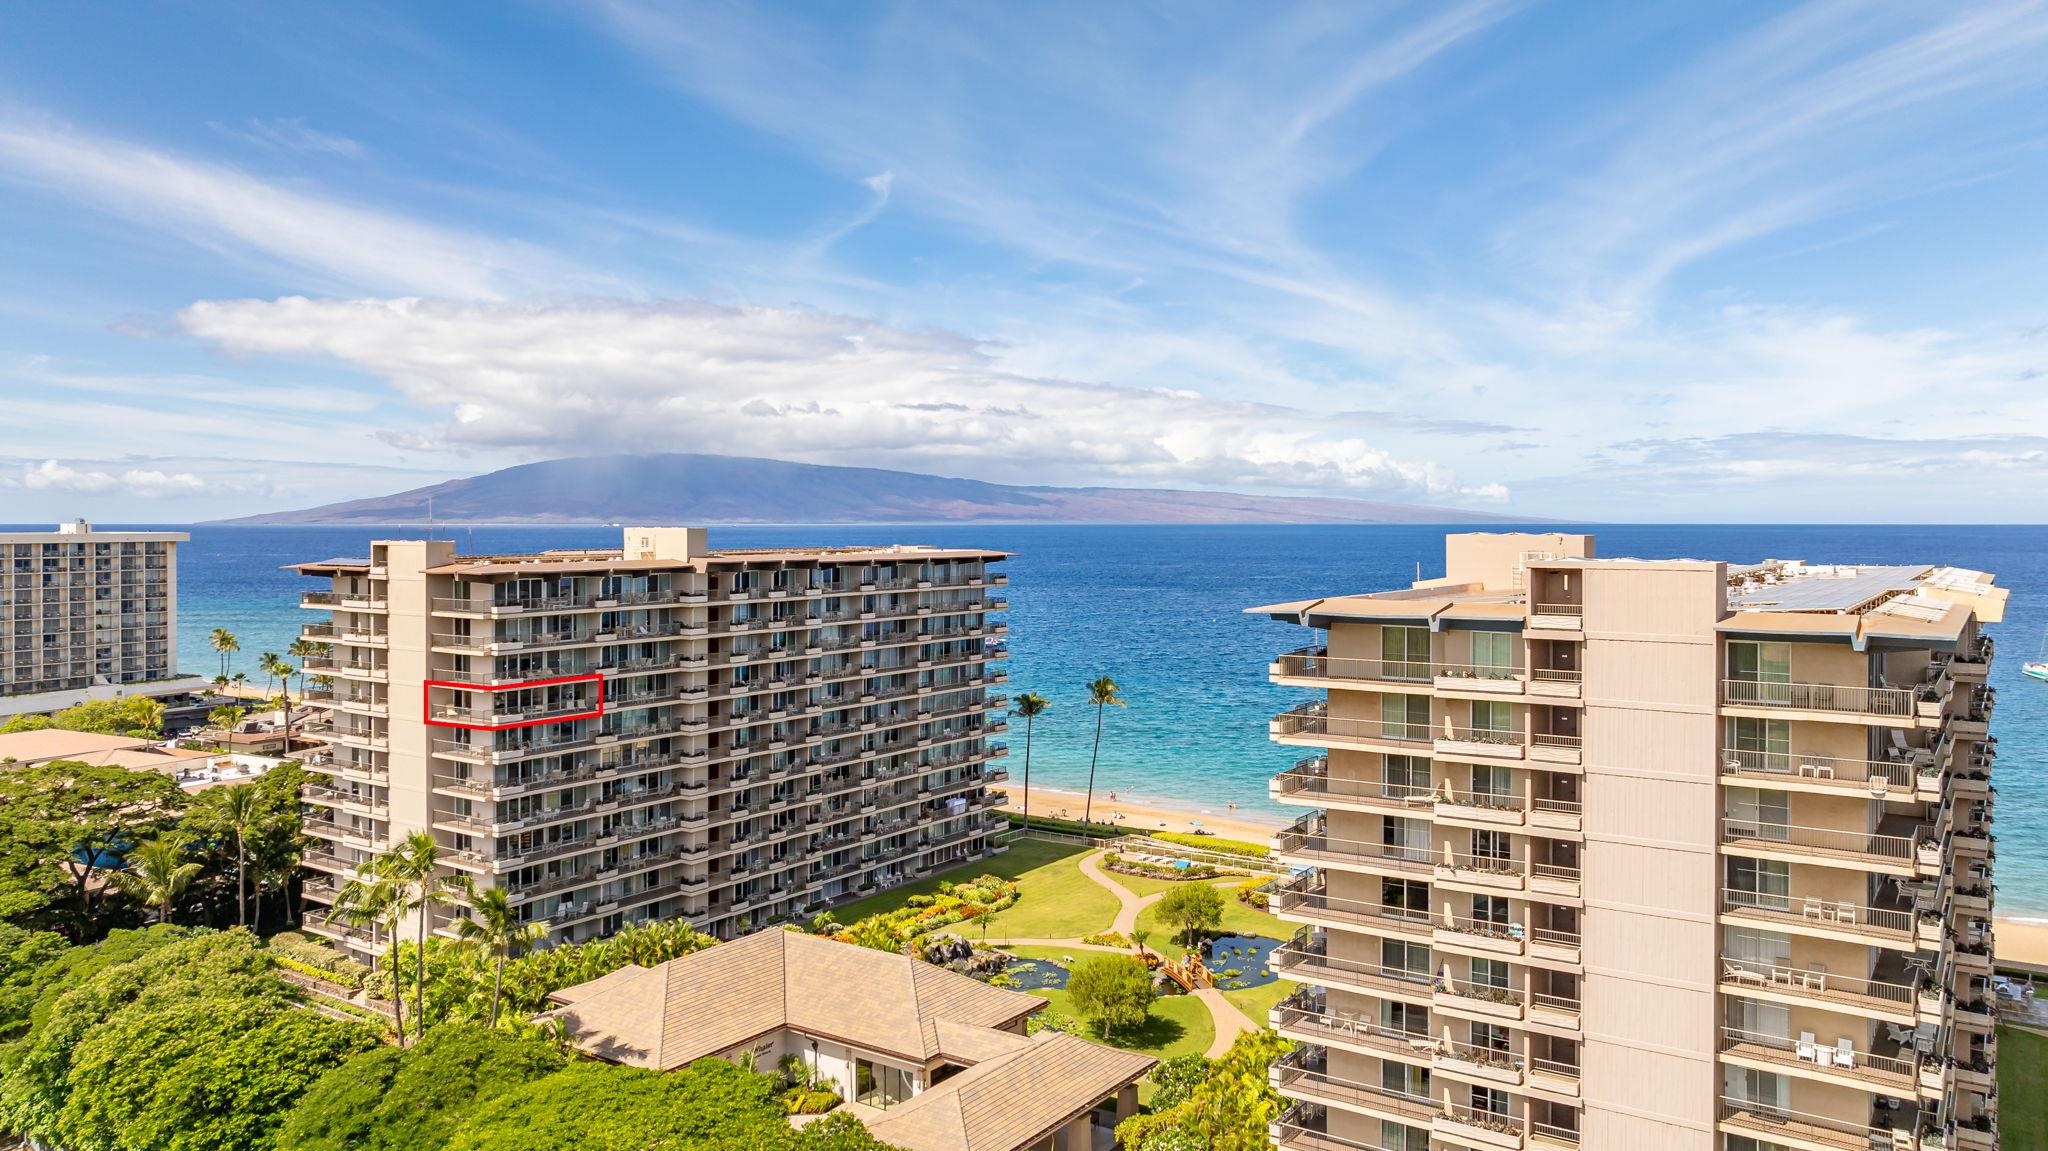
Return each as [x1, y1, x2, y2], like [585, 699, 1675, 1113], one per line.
[1271, 1051, 1438, 1123]
[1272, 704, 1433, 746]
[1718, 1097, 1906, 1151]
[1266, 874, 1434, 932]
[1719, 887, 1914, 937]
[1720, 747, 1915, 789]
[1273, 648, 1432, 684]
[1719, 955, 1918, 1009]
[1274, 820, 1433, 871]
[1721, 678, 1918, 718]
[1722, 818, 1916, 862]
[1718, 1026, 1917, 1084]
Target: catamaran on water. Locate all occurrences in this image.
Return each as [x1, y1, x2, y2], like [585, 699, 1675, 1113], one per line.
[2025, 624, 2048, 681]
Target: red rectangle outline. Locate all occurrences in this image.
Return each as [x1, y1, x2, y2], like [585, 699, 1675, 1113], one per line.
[423, 672, 605, 731]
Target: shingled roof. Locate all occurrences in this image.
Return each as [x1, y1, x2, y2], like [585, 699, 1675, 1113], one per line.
[862, 1032, 1156, 1151]
[545, 929, 1047, 1070]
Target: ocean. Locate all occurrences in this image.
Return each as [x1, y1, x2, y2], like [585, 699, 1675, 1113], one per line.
[40, 522, 2048, 914]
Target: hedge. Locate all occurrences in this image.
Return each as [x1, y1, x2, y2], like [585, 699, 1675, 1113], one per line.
[1148, 831, 1270, 859]
[1001, 812, 1121, 839]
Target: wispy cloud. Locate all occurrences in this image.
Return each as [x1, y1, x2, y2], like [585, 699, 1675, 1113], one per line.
[0, 116, 559, 298]
[209, 116, 364, 158]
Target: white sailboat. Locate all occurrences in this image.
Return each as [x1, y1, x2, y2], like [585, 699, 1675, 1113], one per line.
[2024, 624, 2048, 682]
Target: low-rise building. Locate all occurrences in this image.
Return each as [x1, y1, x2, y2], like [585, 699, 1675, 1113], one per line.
[546, 928, 1152, 1151]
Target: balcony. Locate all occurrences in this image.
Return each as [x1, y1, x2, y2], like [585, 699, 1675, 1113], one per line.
[1718, 887, 1916, 947]
[1718, 954, 1919, 1023]
[1720, 747, 1918, 796]
[1266, 873, 1433, 937]
[1434, 724, 1525, 761]
[1716, 1097, 1912, 1151]
[1271, 929, 1436, 1002]
[1273, 817, 1433, 878]
[1271, 992, 1436, 1061]
[1720, 677, 1928, 724]
[1717, 1026, 1918, 1093]
[1270, 757, 1437, 814]
[1271, 647, 1432, 688]
[1271, 1053, 1439, 1127]
[1271, 703, 1433, 750]
[1721, 817, 1921, 874]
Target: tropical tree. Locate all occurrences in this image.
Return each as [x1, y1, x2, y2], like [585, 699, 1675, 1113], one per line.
[1064, 953, 1153, 1039]
[455, 886, 548, 1028]
[208, 705, 247, 745]
[1156, 882, 1224, 947]
[334, 871, 409, 1047]
[217, 785, 263, 928]
[1, 697, 165, 739]
[258, 652, 289, 699]
[109, 837, 202, 925]
[0, 760, 188, 938]
[230, 671, 248, 694]
[383, 831, 466, 1039]
[209, 627, 239, 681]
[1013, 692, 1049, 833]
[1082, 676, 1125, 832]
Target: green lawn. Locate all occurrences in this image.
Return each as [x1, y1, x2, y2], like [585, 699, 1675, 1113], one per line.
[827, 839, 1122, 941]
[1999, 1026, 2048, 1150]
[1218, 975, 1291, 1024]
[1136, 896, 1285, 957]
[1031, 985, 1215, 1065]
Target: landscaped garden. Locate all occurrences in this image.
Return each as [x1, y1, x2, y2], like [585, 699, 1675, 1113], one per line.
[826, 839, 1119, 940]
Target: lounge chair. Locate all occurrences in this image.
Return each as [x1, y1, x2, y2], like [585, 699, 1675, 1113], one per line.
[1796, 1032, 1817, 1061]
[1724, 961, 1769, 985]
[1835, 1039, 1855, 1068]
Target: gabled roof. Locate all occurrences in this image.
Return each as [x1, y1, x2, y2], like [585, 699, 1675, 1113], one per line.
[546, 930, 1046, 1069]
[862, 1031, 1155, 1151]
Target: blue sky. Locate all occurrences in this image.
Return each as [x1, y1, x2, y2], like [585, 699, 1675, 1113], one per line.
[2, 1, 2046, 522]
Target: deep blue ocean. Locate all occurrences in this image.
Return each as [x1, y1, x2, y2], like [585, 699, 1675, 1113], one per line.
[37, 523, 2048, 914]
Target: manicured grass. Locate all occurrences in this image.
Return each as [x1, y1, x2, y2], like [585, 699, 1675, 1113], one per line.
[826, 839, 1122, 941]
[1218, 975, 1291, 1023]
[1032, 986, 1215, 1064]
[1998, 1025, 2048, 1150]
[999, 943, 1123, 964]
[1136, 897, 1285, 958]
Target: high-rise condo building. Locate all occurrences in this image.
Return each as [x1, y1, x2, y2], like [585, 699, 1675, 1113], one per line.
[0, 520, 203, 718]
[1253, 532, 2003, 1151]
[293, 527, 1011, 953]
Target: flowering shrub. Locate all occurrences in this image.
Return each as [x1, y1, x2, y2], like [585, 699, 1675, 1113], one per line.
[832, 875, 1022, 950]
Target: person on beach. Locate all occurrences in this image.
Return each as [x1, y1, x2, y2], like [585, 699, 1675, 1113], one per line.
[1109, 791, 1117, 803]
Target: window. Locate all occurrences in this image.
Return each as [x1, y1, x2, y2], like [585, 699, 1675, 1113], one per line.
[1382, 1060, 1430, 1098]
[1471, 894, 1510, 927]
[1381, 1121, 1430, 1151]
[1383, 937, 1432, 977]
[1725, 717, 1791, 772]
[1382, 693, 1430, 739]
[1726, 640, 1791, 683]
[1470, 699, 1513, 735]
[1471, 1085, 1511, 1116]
[854, 1059, 914, 1108]
[1725, 786, 1790, 837]
[1723, 1066, 1786, 1110]
[1726, 857, 1790, 910]
[1469, 631, 1514, 675]
[1724, 926, 1792, 969]
[1383, 878, 1430, 915]
[1381, 626, 1432, 679]
[1471, 764, 1513, 802]
[1384, 754, 1432, 798]
[1383, 817, 1430, 862]
[1470, 957, 1510, 990]
[1382, 999, 1429, 1036]
[1471, 1021, 1511, 1052]
[1472, 829, 1513, 863]
[1727, 996, 1790, 1042]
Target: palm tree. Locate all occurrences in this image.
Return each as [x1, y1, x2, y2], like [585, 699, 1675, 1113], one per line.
[258, 652, 286, 698]
[220, 785, 263, 929]
[1082, 676, 1125, 833]
[335, 872, 409, 1047]
[383, 831, 463, 1038]
[1014, 693, 1050, 834]
[207, 704, 247, 750]
[110, 837, 202, 925]
[210, 627, 239, 681]
[230, 671, 248, 694]
[456, 885, 548, 1028]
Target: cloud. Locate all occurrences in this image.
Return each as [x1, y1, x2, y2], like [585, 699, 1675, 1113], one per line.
[0, 118, 558, 297]
[209, 117, 364, 158]
[18, 459, 215, 498]
[177, 295, 1509, 502]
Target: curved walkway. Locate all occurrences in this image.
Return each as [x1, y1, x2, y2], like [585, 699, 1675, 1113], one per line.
[992, 848, 1273, 1060]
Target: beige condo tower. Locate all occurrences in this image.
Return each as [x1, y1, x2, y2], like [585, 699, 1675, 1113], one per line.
[1252, 532, 2003, 1151]
[293, 527, 1011, 952]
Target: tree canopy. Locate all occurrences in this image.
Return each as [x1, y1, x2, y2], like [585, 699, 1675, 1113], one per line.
[1063, 954, 1154, 1039]
[1155, 882, 1225, 946]
[278, 1024, 567, 1151]
[1, 696, 166, 739]
[0, 760, 188, 937]
[1115, 1028, 1291, 1151]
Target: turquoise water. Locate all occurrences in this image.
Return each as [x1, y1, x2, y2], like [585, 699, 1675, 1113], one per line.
[49, 523, 2047, 913]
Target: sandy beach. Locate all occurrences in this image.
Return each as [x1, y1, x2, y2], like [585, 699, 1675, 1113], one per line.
[1995, 919, 2048, 970]
[993, 780, 1284, 845]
